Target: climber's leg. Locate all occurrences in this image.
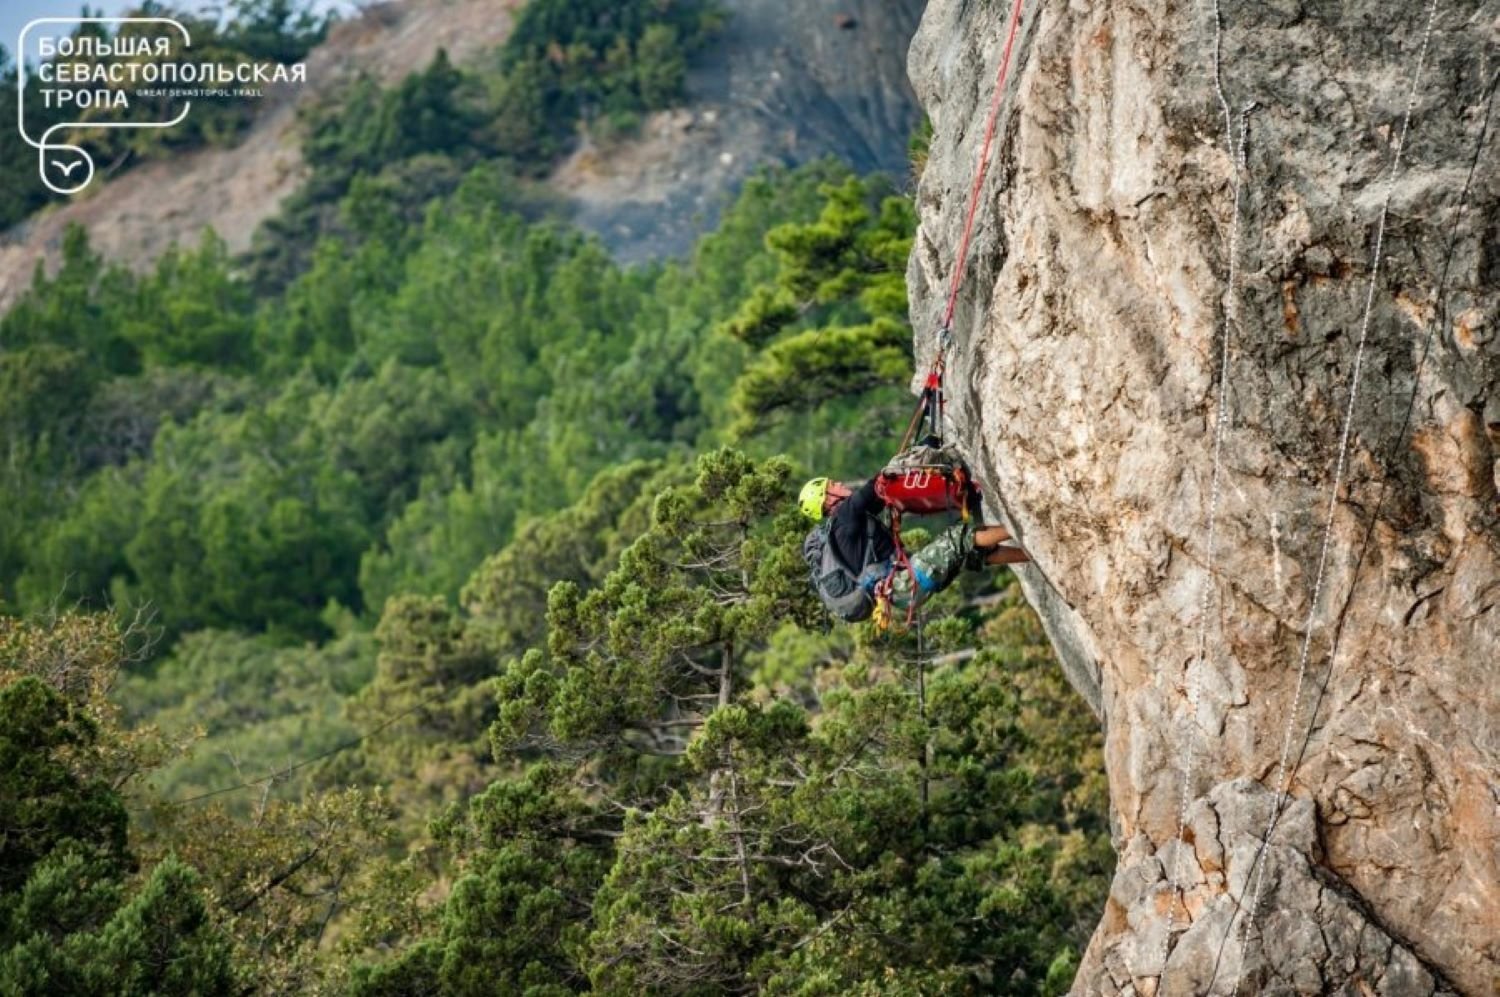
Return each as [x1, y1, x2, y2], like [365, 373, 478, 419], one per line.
[891, 524, 974, 609]
[885, 525, 972, 610]
[973, 525, 1012, 549]
[888, 524, 1027, 610]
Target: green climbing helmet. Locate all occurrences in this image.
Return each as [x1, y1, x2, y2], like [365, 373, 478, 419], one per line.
[799, 477, 831, 522]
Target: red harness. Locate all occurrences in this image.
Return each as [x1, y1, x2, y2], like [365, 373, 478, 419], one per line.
[870, 363, 980, 630]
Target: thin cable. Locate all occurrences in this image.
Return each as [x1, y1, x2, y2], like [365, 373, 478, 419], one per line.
[1162, 94, 1255, 995]
[1221, 63, 1495, 992]
[1226, 0, 1442, 976]
[1161, 0, 1251, 972]
[157, 683, 454, 808]
[1302, 67, 1497, 787]
[939, 0, 1028, 336]
[916, 608, 930, 817]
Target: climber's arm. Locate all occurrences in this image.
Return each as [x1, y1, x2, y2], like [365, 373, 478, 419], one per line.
[984, 546, 1029, 566]
[843, 479, 884, 520]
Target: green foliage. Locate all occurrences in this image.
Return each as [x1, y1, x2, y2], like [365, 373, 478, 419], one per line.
[0, 228, 261, 486]
[325, 596, 498, 820]
[15, 465, 142, 611]
[722, 176, 918, 438]
[0, 611, 188, 789]
[245, 0, 719, 288]
[493, 448, 811, 754]
[220, 0, 332, 64]
[75, 366, 247, 471]
[909, 114, 934, 184]
[0, 227, 137, 374]
[161, 788, 401, 994]
[0, 79, 1111, 991]
[731, 317, 914, 430]
[348, 454, 1108, 995]
[0, 613, 242, 996]
[246, 28, 540, 292]
[0, 677, 129, 900]
[122, 383, 373, 637]
[0, 44, 45, 230]
[0, 610, 425, 994]
[461, 460, 677, 659]
[496, 0, 721, 160]
[5, 161, 838, 628]
[354, 769, 606, 995]
[119, 232, 258, 369]
[362, 196, 639, 420]
[116, 628, 375, 806]
[304, 52, 478, 188]
[85, 858, 236, 995]
[1, 854, 239, 997]
[0, 344, 97, 455]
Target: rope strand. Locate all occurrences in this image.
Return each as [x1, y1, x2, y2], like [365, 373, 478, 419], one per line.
[1161, 63, 1255, 988]
[1223, 0, 1442, 981]
[1160, 0, 1255, 975]
[939, 0, 1028, 336]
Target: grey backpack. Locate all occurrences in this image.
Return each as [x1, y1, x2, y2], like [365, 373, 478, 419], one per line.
[802, 517, 886, 622]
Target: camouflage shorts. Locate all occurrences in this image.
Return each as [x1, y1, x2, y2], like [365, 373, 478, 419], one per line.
[887, 523, 975, 609]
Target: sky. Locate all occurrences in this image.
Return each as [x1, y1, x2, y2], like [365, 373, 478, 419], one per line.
[2, 1, 357, 64]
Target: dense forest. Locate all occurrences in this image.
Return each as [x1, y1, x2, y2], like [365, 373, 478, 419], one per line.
[0, 2, 1110, 993]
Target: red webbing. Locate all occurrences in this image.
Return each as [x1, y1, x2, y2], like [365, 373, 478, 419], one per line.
[939, 0, 1028, 334]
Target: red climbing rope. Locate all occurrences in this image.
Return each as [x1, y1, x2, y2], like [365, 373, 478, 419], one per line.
[895, 0, 1026, 465]
[874, 0, 1028, 633]
[940, 0, 1029, 334]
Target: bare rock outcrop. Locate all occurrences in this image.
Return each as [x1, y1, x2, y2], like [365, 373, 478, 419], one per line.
[555, 0, 924, 262]
[907, 0, 1498, 993]
[2, 0, 924, 299]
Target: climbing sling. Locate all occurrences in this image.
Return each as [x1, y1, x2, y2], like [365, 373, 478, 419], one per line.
[877, 359, 980, 518]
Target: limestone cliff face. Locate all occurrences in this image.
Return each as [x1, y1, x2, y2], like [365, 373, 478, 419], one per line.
[906, 1, 1498, 994]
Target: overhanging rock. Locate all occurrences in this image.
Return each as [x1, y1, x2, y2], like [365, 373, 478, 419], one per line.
[906, 0, 1499, 992]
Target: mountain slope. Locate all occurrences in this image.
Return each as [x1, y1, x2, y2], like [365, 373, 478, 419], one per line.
[0, 0, 923, 304]
[0, 0, 524, 310]
[553, 0, 924, 261]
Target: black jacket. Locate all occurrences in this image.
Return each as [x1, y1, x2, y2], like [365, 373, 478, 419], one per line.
[827, 480, 895, 573]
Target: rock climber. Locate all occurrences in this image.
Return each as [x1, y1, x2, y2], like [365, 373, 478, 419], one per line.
[798, 474, 1028, 623]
